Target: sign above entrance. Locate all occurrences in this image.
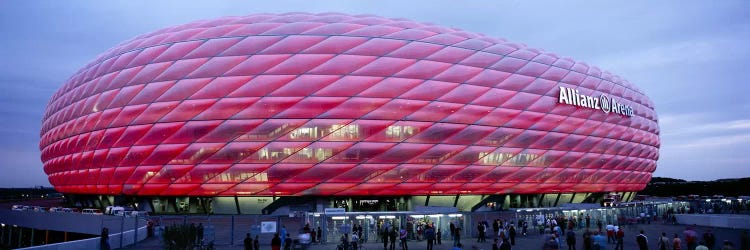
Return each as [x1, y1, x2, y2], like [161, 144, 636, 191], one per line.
[558, 86, 634, 117]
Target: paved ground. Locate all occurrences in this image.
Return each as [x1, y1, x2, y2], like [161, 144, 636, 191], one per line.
[124, 221, 749, 249]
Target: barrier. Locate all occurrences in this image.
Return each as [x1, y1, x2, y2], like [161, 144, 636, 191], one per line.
[0, 209, 150, 249]
[18, 225, 148, 250]
[675, 214, 750, 229]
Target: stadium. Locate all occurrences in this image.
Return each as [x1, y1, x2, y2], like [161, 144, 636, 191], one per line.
[39, 13, 659, 214]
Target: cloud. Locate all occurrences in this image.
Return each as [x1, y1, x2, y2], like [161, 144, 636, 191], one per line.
[661, 117, 750, 136]
[593, 36, 750, 71]
[672, 133, 750, 149]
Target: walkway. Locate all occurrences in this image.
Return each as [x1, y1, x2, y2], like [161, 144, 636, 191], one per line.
[121, 221, 749, 249]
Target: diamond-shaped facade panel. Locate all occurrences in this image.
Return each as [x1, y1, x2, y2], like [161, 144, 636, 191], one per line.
[41, 13, 659, 196]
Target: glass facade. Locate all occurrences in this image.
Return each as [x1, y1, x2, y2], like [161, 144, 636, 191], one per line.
[40, 13, 659, 197]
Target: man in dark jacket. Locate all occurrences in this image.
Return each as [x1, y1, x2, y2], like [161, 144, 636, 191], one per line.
[389, 227, 397, 250]
[566, 230, 576, 250]
[702, 229, 716, 250]
[383, 225, 389, 249]
[636, 230, 648, 250]
[284, 233, 292, 250]
[499, 237, 512, 250]
[425, 225, 436, 250]
[271, 233, 282, 250]
[244, 233, 252, 250]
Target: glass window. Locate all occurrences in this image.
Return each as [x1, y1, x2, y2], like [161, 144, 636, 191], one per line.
[281, 142, 354, 163]
[172, 164, 231, 184]
[326, 142, 396, 163]
[235, 119, 306, 141]
[168, 143, 224, 165]
[366, 143, 432, 163]
[241, 141, 311, 163]
[206, 164, 270, 184]
[165, 120, 224, 144]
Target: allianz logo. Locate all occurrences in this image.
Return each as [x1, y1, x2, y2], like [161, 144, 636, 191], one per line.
[557, 86, 634, 117]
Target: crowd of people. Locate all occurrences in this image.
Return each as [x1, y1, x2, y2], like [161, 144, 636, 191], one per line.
[238, 213, 750, 250]
[243, 223, 325, 250]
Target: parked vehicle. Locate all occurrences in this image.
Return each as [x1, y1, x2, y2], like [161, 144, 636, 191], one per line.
[11, 205, 27, 211]
[105, 206, 125, 215]
[62, 207, 80, 213]
[33, 206, 49, 212]
[125, 211, 149, 217]
[49, 207, 65, 213]
[82, 208, 103, 215]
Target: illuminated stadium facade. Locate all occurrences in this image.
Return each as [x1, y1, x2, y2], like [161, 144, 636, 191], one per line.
[40, 13, 659, 214]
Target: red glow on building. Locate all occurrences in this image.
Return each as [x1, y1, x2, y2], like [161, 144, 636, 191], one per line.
[39, 13, 659, 197]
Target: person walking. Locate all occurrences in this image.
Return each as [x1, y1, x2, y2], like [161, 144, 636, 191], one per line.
[657, 232, 670, 250]
[594, 231, 607, 250]
[614, 227, 625, 250]
[685, 227, 698, 250]
[606, 224, 615, 244]
[317, 226, 322, 244]
[583, 230, 593, 250]
[400, 227, 408, 250]
[437, 229, 442, 245]
[703, 229, 716, 250]
[100, 227, 111, 250]
[383, 226, 390, 250]
[543, 235, 560, 250]
[244, 233, 252, 250]
[566, 230, 576, 250]
[478, 222, 486, 243]
[450, 222, 456, 242]
[341, 233, 350, 250]
[425, 225, 435, 250]
[509, 224, 517, 245]
[522, 221, 529, 237]
[284, 233, 292, 250]
[271, 233, 282, 250]
[499, 237, 512, 250]
[454, 227, 462, 247]
[673, 234, 683, 250]
[352, 233, 359, 250]
[280, 226, 287, 246]
[636, 230, 649, 250]
[389, 227, 397, 250]
[253, 235, 260, 250]
[197, 223, 204, 245]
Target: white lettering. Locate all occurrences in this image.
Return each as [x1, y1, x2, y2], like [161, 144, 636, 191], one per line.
[557, 86, 634, 117]
[558, 87, 570, 104]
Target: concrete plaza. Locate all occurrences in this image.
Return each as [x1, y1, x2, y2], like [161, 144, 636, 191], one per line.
[128, 221, 748, 249]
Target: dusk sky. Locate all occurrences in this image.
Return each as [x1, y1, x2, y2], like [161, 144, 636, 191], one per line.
[1, 1, 748, 187]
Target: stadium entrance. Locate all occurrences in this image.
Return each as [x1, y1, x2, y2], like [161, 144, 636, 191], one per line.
[306, 210, 467, 244]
